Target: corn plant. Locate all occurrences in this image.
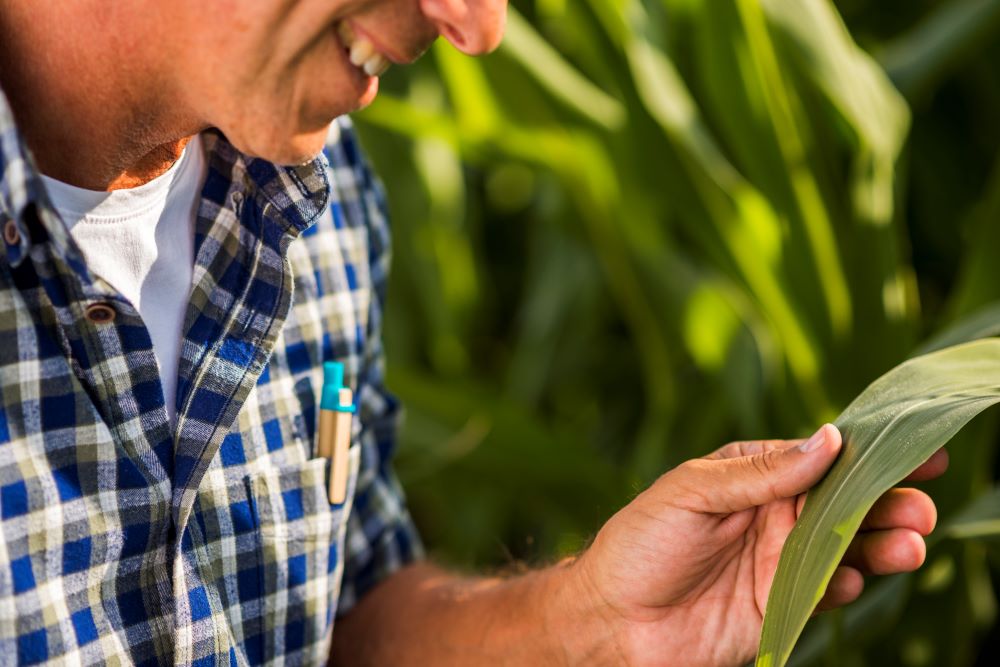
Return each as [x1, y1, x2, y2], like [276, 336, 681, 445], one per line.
[759, 336, 1000, 666]
[354, 0, 1000, 661]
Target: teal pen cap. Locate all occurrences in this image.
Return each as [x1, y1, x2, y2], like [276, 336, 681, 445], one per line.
[321, 361, 356, 412]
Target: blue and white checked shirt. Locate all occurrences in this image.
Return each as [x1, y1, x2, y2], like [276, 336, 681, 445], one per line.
[0, 86, 422, 665]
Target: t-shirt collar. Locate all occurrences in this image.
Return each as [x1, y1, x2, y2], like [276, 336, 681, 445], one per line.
[0, 84, 332, 271]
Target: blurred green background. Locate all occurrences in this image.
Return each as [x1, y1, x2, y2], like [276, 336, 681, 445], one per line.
[353, 0, 1000, 664]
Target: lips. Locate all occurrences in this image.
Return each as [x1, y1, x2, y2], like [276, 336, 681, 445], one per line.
[335, 22, 390, 77]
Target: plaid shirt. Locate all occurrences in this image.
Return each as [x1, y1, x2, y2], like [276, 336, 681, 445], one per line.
[0, 87, 422, 665]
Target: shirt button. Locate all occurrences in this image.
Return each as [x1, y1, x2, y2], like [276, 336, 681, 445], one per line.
[3, 219, 20, 245]
[85, 302, 116, 324]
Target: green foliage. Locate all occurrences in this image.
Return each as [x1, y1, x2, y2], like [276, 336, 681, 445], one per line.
[760, 339, 1000, 666]
[353, 0, 1000, 661]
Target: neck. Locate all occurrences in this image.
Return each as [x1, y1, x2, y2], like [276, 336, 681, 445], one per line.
[0, 2, 203, 190]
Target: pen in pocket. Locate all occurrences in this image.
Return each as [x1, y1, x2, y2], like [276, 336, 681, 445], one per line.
[318, 361, 356, 504]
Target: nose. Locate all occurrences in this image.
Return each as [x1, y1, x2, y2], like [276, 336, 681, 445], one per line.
[418, 0, 508, 55]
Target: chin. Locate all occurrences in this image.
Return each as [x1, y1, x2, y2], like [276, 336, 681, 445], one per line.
[226, 122, 332, 166]
[269, 131, 331, 166]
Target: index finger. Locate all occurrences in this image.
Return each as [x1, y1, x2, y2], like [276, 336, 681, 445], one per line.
[705, 438, 801, 461]
[707, 425, 842, 461]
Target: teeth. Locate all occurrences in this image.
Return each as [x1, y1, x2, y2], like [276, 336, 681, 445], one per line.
[337, 22, 390, 77]
[349, 37, 375, 67]
[363, 54, 390, 76]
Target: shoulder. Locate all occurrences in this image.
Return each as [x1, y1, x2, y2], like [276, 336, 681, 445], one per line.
[318, 116, 391, 271]
[322, 116, 385, 206]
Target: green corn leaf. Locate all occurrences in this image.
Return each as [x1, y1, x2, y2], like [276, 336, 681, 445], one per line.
[880, 0, 1000, 104]
[622, 2, 831, 417]
[761, 0, 910, 228]
[914, 301, 1000, 356]
[943, 486, 1000, 542]
[757, 338, 1000, 667]
[500, 7, 626, 130]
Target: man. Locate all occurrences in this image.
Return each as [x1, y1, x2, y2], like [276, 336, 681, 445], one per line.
[0, 1, 944, 665]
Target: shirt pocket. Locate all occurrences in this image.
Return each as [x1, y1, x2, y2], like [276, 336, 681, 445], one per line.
[247, 445, 362, 664]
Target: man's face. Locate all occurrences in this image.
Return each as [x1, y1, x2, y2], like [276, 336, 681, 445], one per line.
[174, 0, 507, 164]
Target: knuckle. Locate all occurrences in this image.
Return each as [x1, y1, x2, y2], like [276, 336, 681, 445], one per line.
[741, 453, 784, 503]
[749, 451, 780, 476]
[666, 460, 718, 512]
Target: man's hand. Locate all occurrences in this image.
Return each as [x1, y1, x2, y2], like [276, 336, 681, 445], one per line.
[566, 424, 946, 666]
[330, 424, 945, 667]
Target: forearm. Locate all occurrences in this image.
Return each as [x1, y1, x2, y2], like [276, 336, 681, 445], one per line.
[329, 560, 623, 666]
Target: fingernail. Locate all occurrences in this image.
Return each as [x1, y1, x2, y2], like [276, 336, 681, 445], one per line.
[799, 426, 827, 453]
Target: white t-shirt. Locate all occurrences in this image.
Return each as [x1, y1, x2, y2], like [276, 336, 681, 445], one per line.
[40, 135, 206, 426]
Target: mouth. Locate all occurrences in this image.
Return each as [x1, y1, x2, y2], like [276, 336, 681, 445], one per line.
[335, 22, 390, 78]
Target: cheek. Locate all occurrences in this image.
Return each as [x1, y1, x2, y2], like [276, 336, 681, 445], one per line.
[190, 22, 365, 163]
[255, 27, 365, 124]
[294, 27, 371, 117]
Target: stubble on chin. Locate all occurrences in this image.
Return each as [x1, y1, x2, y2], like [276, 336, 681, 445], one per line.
[226, 119, 332, 166]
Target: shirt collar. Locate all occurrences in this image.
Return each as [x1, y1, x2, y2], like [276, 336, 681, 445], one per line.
[0, 84, 332, 271]
[0, 85, 50, 265]
[209, 129, 332, 236]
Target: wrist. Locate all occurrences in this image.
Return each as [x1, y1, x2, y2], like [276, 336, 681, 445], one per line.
[542, 555, 627, 666]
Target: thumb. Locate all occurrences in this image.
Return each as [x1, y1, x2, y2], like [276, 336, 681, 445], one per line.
[680, 424, 842, 514]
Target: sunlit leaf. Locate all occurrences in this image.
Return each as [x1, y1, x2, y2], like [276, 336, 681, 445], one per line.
[761, 0, 910, 228]
[501, 7, 626, 129]
[695, 0, 853, 338]
[623, 2, 830, 415]
[757, 338, 1000, 667]
[354, 2, 1000, 656]
[433, 41, 503, 140]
